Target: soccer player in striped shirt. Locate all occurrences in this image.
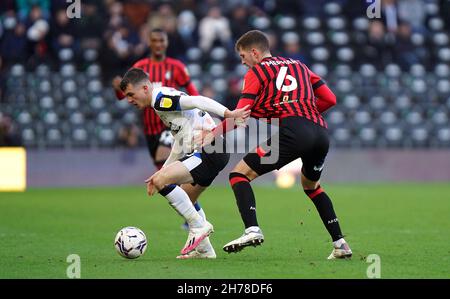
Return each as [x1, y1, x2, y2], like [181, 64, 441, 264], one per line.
[112, 28, 204, 230]
[208, 30, 352, 259]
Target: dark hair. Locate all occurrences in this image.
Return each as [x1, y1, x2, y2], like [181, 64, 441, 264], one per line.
[119, 68, 149, 92]
[150, 28, 166, 34]
[235, 30, 270, 52]
[149, 27, 167, 37]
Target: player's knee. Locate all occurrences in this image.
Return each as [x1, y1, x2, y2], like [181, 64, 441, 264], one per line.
[300, 172, 320, 190]
[152, 172, 169, 190]
[231, 164, 258, 181]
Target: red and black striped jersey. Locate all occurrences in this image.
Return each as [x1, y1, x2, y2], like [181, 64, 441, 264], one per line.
[130, 57, 199, 135]
[238, 56, 327, 128]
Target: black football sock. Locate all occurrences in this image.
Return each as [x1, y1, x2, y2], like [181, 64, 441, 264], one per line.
[305, 186, 344, 242]
[229, 172, 258, 229]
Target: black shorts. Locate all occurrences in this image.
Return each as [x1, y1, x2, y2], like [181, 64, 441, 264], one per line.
[179, 146, 230, 187]
[145, 130, 173, 161]
[243, 116, 329, 182]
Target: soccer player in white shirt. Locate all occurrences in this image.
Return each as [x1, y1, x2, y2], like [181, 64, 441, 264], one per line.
[119, 68, 250, 259]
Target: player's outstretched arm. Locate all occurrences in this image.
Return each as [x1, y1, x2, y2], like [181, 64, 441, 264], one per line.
[179, 95, 250, 119]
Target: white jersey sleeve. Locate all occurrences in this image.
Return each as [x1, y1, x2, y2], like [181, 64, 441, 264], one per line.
[179, 95, 227, 117]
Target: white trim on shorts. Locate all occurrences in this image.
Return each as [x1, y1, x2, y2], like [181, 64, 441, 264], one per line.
[181, 153, 202, 171]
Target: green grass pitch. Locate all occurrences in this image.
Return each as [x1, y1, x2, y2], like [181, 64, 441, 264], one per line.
[0, 183, 449, 279]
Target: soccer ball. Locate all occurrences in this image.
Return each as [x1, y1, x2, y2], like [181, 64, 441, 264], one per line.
[114, 227, 148, 259]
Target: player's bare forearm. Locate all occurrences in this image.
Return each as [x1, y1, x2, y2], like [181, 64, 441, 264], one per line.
[224, 105, 251, 119]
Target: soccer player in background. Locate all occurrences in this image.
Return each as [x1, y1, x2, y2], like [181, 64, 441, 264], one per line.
[119, 68, 250, 258]
[112, 28, 203, 230]
[202, 30, 352, 259]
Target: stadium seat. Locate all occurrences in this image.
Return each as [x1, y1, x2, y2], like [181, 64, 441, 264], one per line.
[21, 127, 37, 147]
[324, 2, 342, 16]
[431, 109, 448, 126]
[83, 49, 98, 62]
[43, 111, 59, 126]
[62, 79, 77, 95]
[336, 47, 354, 62]
[87, 80, 103, 94]
[342, 94, 360, 110]
[438, 48, 450, 62]
[383, 126, 404, 147]
[326, 110, 345, 126]
[331, 126, 355, 148]
[408, 126, 430, 148]
[210, 47, 228, 61]
[409, 64, 426, 78]
[97, 111, 112, 126]
[186, 64, 202, 78]
[40, 96, 55, 110]
[435, 127, 450, 147]
[352, 17, 369, 31]
[425, 2, 439, 16]
[432, 32, 449, 47]
[69, 112, 85, 126]
[385, 63, 402, 78]
[311, 63, 328, 78]
[437, 79, 450, 97]
[35, 64, 51, 78]
[65, 96, 80, 111]
[395, 95, 412, 110]
[212, 79, 227, 94]
[359, 63, 377, 78]
[327, 17, 346, 31]
[353, 110, 372, 125]
[86, 64, 101, 78]
[38, 80, 52, 94]
[60, 64, 76, 77]
[311, 47, 330, 62]
[10, 64, 25, 77]
[428, 17, 445, 31]
[378, 110, 398, 126]
[435, 64, 450, 78]
[45, 128, 64, 148]
[234, 64, 248, 77]
[358, 126, 378, 148]
[96, 128, 116, 147]
[186, 47, 202, 62]
[252, 16, 271, 30]
[122, 111, 137, 125]
[411, 32, 425, 47]
[410, 78, 428, 96]
[306, 32, 325, 46]
[58, 48, 74, 62]
[277, 16, 296, 30]
[71, 128, 90, 148]
[302, 17, 321, 31]
[330, 32, 350, 46]
[404, 110, 424, 126]
[208, 63, 226, 78]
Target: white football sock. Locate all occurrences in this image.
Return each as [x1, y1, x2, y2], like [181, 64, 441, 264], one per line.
[197, 208, 206, 221]
[164, 186, 204, 228]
